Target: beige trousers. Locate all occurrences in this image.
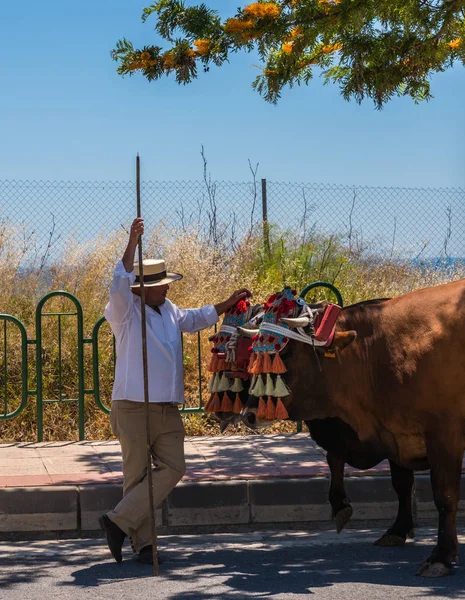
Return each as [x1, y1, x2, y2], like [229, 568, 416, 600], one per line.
[108, 400, 186, 553]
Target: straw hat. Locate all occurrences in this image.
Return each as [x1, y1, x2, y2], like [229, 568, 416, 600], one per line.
[131, 259, 183, 288]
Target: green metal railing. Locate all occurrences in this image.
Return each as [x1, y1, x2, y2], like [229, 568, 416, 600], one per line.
[0, 284, 342, 441]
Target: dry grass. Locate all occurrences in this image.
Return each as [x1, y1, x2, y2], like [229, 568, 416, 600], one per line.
[1, 219, 464, 442]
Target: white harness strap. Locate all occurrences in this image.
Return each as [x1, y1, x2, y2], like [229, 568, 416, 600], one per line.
[218, 325, 237, 336]
[260, 305, 329, 348]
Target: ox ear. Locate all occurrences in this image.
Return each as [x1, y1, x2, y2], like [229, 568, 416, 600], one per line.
[332, 330, 357, 351]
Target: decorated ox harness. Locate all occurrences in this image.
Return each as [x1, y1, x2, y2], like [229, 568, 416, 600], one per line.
[205, 287, 342, 420]
[204, 299, 263, 414]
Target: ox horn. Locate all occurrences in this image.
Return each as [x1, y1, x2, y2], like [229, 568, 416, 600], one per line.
[237, 326, 259, 338]
[280, 316, 310, 328]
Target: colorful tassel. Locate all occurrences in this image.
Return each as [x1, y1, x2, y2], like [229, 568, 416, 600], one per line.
[265, 374, 274, 397]
[208, 353, 218, 373]
[251, 352, 264, 374]
[216, 357, 226, 371]
[273, 374, 291, 398]
[207, 373, 217, 393]
[221, 392, 233, 413]
[272, 352, 287, 374]
[262, 352, 273, 373]
[266, 396, 276, 420]
[249, 374, 258, 392]
[204, 393, 221, 412]
[251, 374, 265, 397]
[230, 377, 244, 393]
[217, 374, 231, 392]
[257, 397, 267, 419]
[276, 398, 290, 420]
[248, 352, 257, 373]
[233, 393, 243, 414]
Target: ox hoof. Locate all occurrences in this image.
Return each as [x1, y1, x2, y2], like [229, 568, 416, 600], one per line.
[408, 528, 415, 539]
[335, 506, 353, 534]
[416, 562, 451, 578]
[374, 534, 406, 547]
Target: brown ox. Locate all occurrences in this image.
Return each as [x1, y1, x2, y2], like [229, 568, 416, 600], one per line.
[241, 280, 465, 577]
[216, 301, 415, 546]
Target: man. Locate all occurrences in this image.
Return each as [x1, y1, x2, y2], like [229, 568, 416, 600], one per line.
[99, 217, 251, 564]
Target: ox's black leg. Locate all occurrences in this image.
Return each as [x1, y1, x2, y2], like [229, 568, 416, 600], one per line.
[327, 451, 353, 533]
[374, 461, 415, 547]
[417, 435, 463, 578]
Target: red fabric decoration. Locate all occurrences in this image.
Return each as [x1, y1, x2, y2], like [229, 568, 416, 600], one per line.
[272, 352, 287, 374]
[257, 397, 267, 419]
[233, 394, 243, 414]
[251, 353, 264, 374]
[264, 293, 278, 310]
[248, 352, 257, 372]
[266, 396, 276, 420]
[221, 392, 233, 413]
[204, 392, 221, 412]
[236, 299, 248, 313]
[276, 398, 289, 420]
[208, 353, 218, 373]
[262, 353, 273, 372]
[276, 299, 296, 321]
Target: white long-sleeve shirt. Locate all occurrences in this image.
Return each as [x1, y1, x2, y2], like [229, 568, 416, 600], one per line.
[104, 260, 218, 404]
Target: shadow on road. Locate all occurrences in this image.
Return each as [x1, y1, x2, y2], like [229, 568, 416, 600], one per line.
[0, 533, 464, 599]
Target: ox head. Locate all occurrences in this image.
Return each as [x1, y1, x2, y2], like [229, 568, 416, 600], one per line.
[238, 289, 357, 431]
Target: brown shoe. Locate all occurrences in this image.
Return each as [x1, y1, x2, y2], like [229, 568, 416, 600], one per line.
[136, 546, 163, 565]
[98, 514, 126, 563]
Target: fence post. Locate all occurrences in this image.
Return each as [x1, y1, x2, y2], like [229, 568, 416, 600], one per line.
[261, 178, 271, 258]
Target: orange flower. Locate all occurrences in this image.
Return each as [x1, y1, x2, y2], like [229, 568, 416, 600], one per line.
[282, 42, 294, 54]
[449, 38, 463, 50]
[163, 52, 177, 69]
[242, 31, 259, 41]
[140, 51, 151, 61]
[243, 2, 280, 19]
[224, 17, 256, 32]
[126, 60, 142, 71]
[194, 39, 211, 55]
[322, 42, 342, 53]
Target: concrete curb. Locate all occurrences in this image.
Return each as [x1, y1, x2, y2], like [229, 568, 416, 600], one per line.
[2, 474, 465, 536]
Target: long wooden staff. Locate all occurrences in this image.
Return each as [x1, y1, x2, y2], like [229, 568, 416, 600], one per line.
[136, 154, 159, 576]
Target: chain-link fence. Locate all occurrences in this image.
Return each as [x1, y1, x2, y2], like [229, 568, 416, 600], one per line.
[1, 179, 464, 261]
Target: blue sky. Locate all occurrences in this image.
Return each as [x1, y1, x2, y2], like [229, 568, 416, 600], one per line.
[1, 0, 464, 188]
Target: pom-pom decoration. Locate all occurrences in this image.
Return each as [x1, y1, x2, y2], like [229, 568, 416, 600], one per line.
[206, 299, 256, 415]
[245, 288, 298, 420]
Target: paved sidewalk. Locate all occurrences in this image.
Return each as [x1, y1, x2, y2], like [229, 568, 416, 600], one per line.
[0, 434, 392, 488]
[1, 434, 464, 536]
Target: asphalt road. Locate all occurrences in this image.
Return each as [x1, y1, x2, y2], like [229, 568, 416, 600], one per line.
[0, 528, 464, 600]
